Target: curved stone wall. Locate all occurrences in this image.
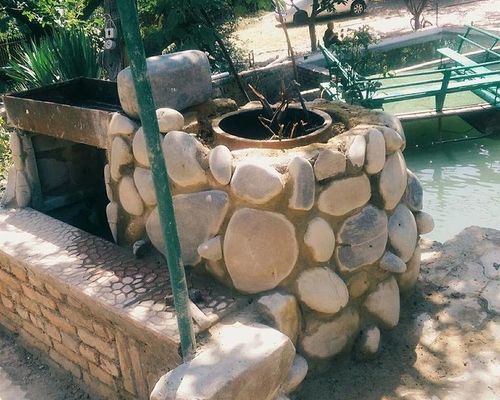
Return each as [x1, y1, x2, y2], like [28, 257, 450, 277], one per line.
[105, 101, 434, 361]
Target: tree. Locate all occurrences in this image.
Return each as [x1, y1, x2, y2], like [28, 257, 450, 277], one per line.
[404, 0, 431, 30]
[308, 0, 346, 52]
[138, 0, 244, 72]
[0, 0, 103, 39]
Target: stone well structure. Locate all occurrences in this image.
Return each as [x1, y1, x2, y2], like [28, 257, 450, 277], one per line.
[104, 98, 434, 362]
[2, 50, 435, 398]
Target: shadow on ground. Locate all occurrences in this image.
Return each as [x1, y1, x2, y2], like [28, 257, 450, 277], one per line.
[296, 227, 500, 400]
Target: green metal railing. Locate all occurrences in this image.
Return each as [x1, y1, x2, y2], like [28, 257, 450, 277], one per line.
[320, 25, 500, 112]
[116, 0, 196, 360]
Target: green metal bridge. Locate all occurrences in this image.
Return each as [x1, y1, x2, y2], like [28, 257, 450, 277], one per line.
[319, 25, 500, 116]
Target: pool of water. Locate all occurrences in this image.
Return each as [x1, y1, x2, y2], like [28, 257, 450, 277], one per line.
[404, 123, 500, 243]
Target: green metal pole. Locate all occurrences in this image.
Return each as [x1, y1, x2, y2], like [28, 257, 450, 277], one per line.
[116, 0, 196, 360]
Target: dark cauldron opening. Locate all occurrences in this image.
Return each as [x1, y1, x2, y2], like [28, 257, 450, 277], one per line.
[213, 106, 333, 150]
[219, 107, 325, 140]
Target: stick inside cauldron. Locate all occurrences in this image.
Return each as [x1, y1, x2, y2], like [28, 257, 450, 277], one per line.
[249, 84, 312, 140]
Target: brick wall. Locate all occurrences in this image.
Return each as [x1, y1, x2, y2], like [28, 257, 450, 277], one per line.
[0, 251, 178, 399]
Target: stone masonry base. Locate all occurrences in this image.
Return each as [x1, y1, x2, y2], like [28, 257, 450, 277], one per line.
[0, 207, 243, 399]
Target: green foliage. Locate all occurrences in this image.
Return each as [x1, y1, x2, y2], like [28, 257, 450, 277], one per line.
[330, 26, 385, 102]
[4, 28, 101, 90]
[0, 118, 12, 185]
[138, 0, 245, 73]
[231, 0, 273, 16]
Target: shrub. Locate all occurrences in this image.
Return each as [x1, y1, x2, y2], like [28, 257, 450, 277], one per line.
[4, 28, 101, 91]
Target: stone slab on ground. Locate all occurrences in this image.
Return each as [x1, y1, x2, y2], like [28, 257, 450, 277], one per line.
[150, 322, 295, 400]
[297, 226, 500, 400]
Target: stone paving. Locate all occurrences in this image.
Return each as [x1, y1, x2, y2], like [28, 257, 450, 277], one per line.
[0, 207, 246, 343]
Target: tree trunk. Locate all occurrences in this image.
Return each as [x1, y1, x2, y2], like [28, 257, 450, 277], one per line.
[308, 17, 317, 52]
[103, 0, 124, 80]
[413, 11, 422, 30]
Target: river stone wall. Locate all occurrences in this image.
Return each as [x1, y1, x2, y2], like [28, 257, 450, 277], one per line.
[105, 100, 434, 363]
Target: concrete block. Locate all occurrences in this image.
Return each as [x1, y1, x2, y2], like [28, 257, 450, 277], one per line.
[150, 322, 295, 400]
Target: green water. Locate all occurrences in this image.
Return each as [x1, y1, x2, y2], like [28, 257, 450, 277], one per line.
[404, 125, 500, 243]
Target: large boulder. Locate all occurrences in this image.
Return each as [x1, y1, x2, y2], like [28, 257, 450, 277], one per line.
[336, 205, 388, 272]
[223, 209, 298, 293]
[146, 190, 229, 265]
[117, 50, 212, 119]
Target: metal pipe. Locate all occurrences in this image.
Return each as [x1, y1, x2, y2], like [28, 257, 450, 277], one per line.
[115, 0, 196, 360]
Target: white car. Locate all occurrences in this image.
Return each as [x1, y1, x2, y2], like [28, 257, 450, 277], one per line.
[275, 0, 368, 24]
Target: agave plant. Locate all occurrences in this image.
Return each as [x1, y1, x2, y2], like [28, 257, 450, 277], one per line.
[4, 29, 101, 91]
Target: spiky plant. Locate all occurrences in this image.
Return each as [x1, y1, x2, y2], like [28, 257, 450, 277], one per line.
[4, 29, 101, 91]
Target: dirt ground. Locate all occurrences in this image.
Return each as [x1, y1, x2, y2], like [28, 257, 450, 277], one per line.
[0, 328, 89, 400]
[234, 0, 500, 64]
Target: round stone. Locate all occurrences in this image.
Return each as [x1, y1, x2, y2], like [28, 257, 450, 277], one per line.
[296, 268, 349, 314]
[108, 112, 138, 137]
[106, 202, 119, 242]
[347, 134, 366, 169]
[379, 151, 407, 210]
[257, 292, 300, 345]
[364, 276, 400, 328]
[300, 308, 360, 359]
[314, 149, 346, 181]
[318, 174, 371, 217]
[396, 245, 421, 292]
[118, 176, 144, 216]
[156, 108, 185, 133]
[304, 217, 335, 262]
[288, 156, 315, 211]
[378, 126, 404, 154]
[209, 145, 233, 185]
[347, 271, 371, 299]
[389, 204, 418, 262]
[104, 164, 113, 201]
[404, 169, 423, 211]
[124, 216, 146, 244]
[356, 325, 380, 359]
[197, 236, 222, 261]
[110, 136, 133, 181]
[132, 128, 151, 167]
[379, 251, 407, 273]
[231, 162, 284, 204]
[281, 354, 308, 394]
[133, 167, 157, 206]
[336, 205, 388, 272]
[223, 208, 298, 293]
[163, 131, 207, 187]
[415, 211, 434, 235]
[365, 128, 386, 175]
[146, 190, 229, 265]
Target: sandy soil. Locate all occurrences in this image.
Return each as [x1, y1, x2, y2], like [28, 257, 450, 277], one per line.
[233, 0, 500, 64]
[0, 328, 89, 400]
